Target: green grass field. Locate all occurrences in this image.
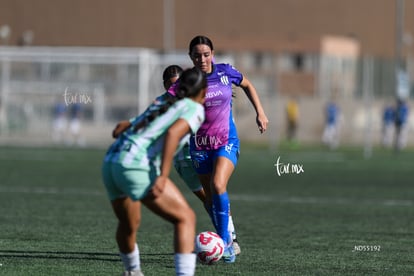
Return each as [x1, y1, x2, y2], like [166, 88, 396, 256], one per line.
[1, 144, 413, 275]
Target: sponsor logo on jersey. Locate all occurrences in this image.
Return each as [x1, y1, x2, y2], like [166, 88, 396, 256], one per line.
[225, 143, 233, 154]
[205, 90, 223, 99]
[220, 76, 229, 85]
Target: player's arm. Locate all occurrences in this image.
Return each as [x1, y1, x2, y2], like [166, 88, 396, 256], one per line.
[150, 119, 191, 198]
[112, 118, 150, 138]
[160, 118, 191, 177]
[112, 120, 131, 138]
[239, 77, 269, 133]
[112, 94, 172, 138]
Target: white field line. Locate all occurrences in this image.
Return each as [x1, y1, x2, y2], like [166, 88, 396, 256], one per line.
[0, 155, 65, 161]
[0, 186, 103, 196]
[230, 194, 413, 207]
[280, 152, 346, 163]
[0, 186, 412, 207]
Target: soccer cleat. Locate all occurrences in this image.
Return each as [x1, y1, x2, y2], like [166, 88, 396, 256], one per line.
[222, 244, 236, 263]
[232, 239, 241, 255]
[122, 270, 144, 276]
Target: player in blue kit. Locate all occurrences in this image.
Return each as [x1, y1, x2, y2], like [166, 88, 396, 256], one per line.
[322, 101, 340, 149]
[394, 98, 409, 152]
[102, 68, 206, 276]
[170, 35, 269, 263]
[382, 103, 395, 147]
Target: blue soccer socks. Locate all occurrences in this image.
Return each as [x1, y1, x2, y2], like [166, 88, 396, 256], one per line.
[212, 192, 231, 245]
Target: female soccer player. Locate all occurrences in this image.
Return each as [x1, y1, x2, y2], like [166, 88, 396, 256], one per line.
[171, 35, 269, 263]
[102, 67, 206, 276]
[111, 65, 184, 140]
[113, 65, 240, 254]
[112, 65, 207, 201]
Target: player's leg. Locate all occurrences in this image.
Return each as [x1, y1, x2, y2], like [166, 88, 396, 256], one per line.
[175, 159, 206, 203]
[211, 156, 234, 240]
[209, 156, 237, 263]
[399, 124, 408, 150]
[142, 177, 196, 276]
[193, 149, 240, 259]
[198, 173, 212, 206]
[322, 125, 328, 144]
[191, 150, 214, 220]
[211, 157, 237, 262]
[197, 159, 240, 256]
[215, 143, 241, 252]
[103, 162, 146, 275]
[111, 197, 143, 273]
[193, 188, 206, 202]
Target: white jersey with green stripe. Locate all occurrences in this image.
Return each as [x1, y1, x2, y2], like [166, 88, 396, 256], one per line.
[104, 98, 204, 169]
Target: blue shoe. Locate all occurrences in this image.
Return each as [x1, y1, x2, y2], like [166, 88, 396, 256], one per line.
[222, 244, 236, 263]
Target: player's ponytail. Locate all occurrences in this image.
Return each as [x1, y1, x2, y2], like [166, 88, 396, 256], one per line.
[143, 93, 178, 123]
[175, 67, 206, 99]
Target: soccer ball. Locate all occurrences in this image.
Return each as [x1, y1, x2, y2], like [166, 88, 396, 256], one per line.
[195, 231, 224, 265]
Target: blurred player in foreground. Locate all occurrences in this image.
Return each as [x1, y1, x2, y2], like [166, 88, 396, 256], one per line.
[102, 68, 206, 276]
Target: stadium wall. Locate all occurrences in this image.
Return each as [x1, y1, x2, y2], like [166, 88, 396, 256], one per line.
[1, 0, 414, 59]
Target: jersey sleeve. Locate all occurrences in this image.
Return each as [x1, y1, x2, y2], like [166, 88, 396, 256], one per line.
[223, 63, 244, 86]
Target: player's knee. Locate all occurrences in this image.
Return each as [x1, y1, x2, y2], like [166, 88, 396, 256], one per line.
[186, 208, 196, 227]
[212, 179, 227, 194]
[177, 207, 196, 227]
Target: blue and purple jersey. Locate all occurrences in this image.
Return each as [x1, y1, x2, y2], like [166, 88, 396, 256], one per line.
[169, 63, 243, 150]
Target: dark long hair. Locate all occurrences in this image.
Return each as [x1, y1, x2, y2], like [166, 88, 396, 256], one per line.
[135, 67, 205, 131]
[162, 65, 183, 90]
[176, 67, 207, 99]
[188, 35, 214, 54]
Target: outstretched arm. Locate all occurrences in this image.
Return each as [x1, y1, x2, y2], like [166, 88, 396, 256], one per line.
[112, 93, 176, 138]
[240, 77, 269, 133]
